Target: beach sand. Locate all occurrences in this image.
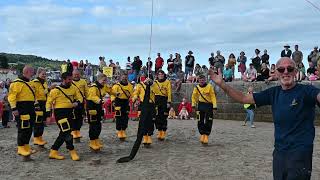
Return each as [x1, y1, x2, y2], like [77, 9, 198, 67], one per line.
[0, 119, 319, 180]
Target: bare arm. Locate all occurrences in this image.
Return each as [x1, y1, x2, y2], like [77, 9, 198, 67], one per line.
[316, 93, 320, 105]
[209, 69, 255, 104]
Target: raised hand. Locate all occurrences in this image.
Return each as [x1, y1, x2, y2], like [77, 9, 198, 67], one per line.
[209, 68, 223, 86]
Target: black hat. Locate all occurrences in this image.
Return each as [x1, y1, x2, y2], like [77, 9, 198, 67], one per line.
[188, 50, 193, 54]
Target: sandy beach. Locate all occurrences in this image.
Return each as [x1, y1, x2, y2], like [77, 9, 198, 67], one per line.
[0, 119, 319, 180]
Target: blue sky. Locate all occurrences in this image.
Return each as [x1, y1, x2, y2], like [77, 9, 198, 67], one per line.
[0, 0, 319, 76]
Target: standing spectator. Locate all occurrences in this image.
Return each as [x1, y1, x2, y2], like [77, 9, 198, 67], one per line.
[292, 45, 303, 65]
[146, 57, 154, 79]
[99, 56, 106, 72]
[223, 64, 233, 82]
[173, 53, 182, 73]
[251, 49, 261, 73]
[185, 51, 195, 81]
[67, 59, 73, 74]
[261, 49, 270, 66]
[84, 63, 93, 82]
[167, 54, 174, 71]
[84, 59, 89, 71]
[243, 87, 256, 128]
[243, 63, 257, 82]
[0, 80, 8, 127]
[126, 56, 132, 71]
[155, 53, 164, 72]
[0, 81, 8, 102]
[208, 52, 215, 69]
[227, 53, 236, 77]
[210, 57, 320, 179]
[296, 62, 306, 82]
[308, 46, 320, 67]
[132, 56, 142, 77]
[257, 63, 270, 81]
[78, 60, 85, 75]
[214, 50, 225, 73]
[237, 51, 247, 76]
[1, 95, 10, 128]
[109, 59, 116, 75]
[281, 44, 292, 58]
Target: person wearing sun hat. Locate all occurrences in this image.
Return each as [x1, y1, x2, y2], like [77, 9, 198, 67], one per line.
[281, 44, 292, 58]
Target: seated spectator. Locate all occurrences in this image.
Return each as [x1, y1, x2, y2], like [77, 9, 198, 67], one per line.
[167, 68, 177, 81]
[223, 64, 233, 82]
[296, 62, 306, 82]
[178, 98, 192, 120]
[307, 63, 318, 81]
[128, 69, 137, 82]
[242, 63, 257, 82]
[175, 68, 184, 91]
[186, 71, 196, 83]
[256, 63, 270, 81]
[194, 64, 202, 82]
[168, 107, 177, 119]
[267, 64, 278, 82]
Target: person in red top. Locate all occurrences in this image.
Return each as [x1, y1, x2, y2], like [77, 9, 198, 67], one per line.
[155, 53, 164, 72]
[178, 97, 192, 119]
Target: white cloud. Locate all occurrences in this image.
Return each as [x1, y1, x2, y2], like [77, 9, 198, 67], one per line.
[0, 0, 318, 67]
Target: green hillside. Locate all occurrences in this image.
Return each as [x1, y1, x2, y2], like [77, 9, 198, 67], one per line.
[0, 52, 63, 71]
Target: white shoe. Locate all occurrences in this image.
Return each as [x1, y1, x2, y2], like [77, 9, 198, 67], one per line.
[251, 125, 256, 128]
[242, 122, 247, 126]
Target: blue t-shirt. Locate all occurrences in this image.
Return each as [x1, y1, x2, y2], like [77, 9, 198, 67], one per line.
[128, 73, 136, 82]
[253, 84, 319, 151]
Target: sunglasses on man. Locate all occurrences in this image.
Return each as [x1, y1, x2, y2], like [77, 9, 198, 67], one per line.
[276, 66, 295, 73]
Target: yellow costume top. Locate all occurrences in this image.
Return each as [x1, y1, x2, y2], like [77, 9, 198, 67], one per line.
[8, 76, 35, 109]
[111, 82, 133, 101]
[31, 78, 49, 101]
[191, 83, 217, 109]
[153, 79, 172, 103]
[132, 82, 156, 103]
[87, 82, 112, 104]
[46, 85, 83, 111]
[72, 79, 89, 99]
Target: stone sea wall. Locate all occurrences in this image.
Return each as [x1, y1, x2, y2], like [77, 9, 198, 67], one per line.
[172, 81, 320, 125]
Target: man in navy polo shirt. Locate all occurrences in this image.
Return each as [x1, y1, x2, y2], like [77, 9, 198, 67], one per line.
[210, 57, 319, 180]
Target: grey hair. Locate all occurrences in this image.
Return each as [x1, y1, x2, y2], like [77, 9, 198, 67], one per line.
[97, 73, 107, 81]
[276, 57, 296, 68]
[36, 67, 46, 77]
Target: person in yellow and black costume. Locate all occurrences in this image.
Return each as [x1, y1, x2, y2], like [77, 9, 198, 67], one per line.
[8, 66, 36, 158]
[71, 69, 89, 140]
[191, 74, 217, 145]
[86, 73, 112, 151]
[46, 72, 82, 161]
[132, 77, 156, 146]
[111, 72, 133, 140]
[30, 67, 49, 147]
[117, 78, 156, 163]
[153, 70, 172, 140]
